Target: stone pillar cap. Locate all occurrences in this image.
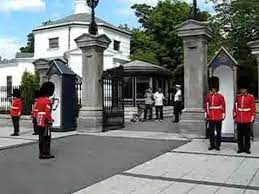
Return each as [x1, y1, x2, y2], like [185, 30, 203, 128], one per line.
[75, 33, 112, 50]
[248, 40, 259, 55]
[176, 19, 212, 39]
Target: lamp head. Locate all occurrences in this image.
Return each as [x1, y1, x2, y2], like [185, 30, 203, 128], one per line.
[86, 0, 99, 9]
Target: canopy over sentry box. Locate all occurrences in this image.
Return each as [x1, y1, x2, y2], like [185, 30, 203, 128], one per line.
[46, 59, 77, 131]
[208, 47, 238, 141]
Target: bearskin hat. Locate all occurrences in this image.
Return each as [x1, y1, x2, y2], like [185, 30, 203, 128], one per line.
[12, 89, 21, 98]
[208, 76, 219, 90]
[39, 82, 55, 97]
[237, 76, 250, 89]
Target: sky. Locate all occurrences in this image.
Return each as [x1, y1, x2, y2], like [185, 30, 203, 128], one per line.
[0, 0, 215, 59]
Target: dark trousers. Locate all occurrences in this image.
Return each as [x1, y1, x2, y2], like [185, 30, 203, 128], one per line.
[237, 123, 251, 151]
[208, 121, 222, 148]
[144, 104, 153, 120]
[155, 106, 163, 120]
[38, 127, 51, 156]
[32, 118, 38, 134]
[12, 117, 20, 134]
[174, 101, 182, 122]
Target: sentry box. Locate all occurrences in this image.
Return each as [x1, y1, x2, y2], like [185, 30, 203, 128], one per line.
[46, 59, 77, 131]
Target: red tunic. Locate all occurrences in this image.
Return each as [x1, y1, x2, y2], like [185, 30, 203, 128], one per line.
[31, 99, 38, 118]
[10, 98, 23, 117]
[234, 93, 256, 123]
[35, 97, 52, 127]
[205, 92, 226, 121]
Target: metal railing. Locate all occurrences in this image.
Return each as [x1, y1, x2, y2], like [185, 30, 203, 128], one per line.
[0, 85, 20, 112]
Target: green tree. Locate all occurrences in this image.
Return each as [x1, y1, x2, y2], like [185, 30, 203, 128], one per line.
[209, 0, 259, 96]
[19, 20, 52, 53]
[130, 0, 209, 71]
[20, 33, 34, 53]
[20, 71, 40, 115]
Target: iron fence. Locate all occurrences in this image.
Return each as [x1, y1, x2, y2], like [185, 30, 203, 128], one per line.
[0, 85, 20, 112]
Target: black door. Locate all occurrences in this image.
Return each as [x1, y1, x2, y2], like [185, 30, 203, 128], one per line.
[102, 66, 124, 130]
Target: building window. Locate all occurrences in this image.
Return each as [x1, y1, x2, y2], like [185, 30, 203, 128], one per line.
[114, 40, 120, 51]
[49, 38, 59, 49]
[7, 76, 12, 98]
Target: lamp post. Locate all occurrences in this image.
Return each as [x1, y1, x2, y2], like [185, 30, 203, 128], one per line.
[87, 0, 99, 35]
[189, 0, 198, 20]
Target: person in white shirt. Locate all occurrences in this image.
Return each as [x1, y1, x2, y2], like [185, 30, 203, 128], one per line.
[153, 88, 165, 121]
[173, 85, 182, 123]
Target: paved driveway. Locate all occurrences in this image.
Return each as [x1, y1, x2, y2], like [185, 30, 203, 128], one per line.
[0, 135, 186, 194]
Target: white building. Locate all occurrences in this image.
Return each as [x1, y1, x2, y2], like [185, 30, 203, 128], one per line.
[0, 0, 131, 86]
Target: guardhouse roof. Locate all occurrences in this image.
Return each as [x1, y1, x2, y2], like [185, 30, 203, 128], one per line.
[123, 60, 171, 77]
[208, 46, 238, 69]
[47, 59, 76, 76]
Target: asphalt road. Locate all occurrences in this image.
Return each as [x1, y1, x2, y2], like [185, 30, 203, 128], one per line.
[0, 135, 187, 194]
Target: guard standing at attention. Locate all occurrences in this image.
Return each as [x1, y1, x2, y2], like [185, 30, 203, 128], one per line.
[205, 77, 226, 151]
[10, 89, 23, 136]
[35, 82, 55, 159]
[31, 90, 39, 135]
[234, 77, 256, 154]
[173, 84, 182, 123]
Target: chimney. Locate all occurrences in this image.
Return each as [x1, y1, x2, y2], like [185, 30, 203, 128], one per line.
[74, 0, 91, 14]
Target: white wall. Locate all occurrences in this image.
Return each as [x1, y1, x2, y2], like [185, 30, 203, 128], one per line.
[103, 28, 131, 62]
[34, 26, 69, 59]
[34, 24, 131, 64]
[0, 23, 131, 89]
[67, 53, 82, 76]
[0, 60, 35, 86]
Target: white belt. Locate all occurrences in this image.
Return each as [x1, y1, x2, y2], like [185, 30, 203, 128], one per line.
[11, 107, 19, 109]
[209, 106, 222, 110]
[38, 112, 46, 115]
[238, 108, 251, 112]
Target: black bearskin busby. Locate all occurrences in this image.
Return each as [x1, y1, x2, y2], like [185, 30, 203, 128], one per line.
[34, 90, 40, 99]
[12, 89, 21, 98]
[208, 76, 219, 91]
[39, 82, 55, 97]
[237, 76, 250, 90]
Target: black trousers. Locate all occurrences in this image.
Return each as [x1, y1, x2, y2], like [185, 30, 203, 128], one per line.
[174, 101, 182, 122]
[155, 106, 163, 120]
[38, 127, 51, 156]
[144, 104, 153, 120]
[208, 121, 222, 148]
[12, 117, 20, 134]
[237, 123, 251, 151]
[32, 118, 38, 134]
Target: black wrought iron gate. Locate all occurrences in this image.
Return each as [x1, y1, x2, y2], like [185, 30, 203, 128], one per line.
[102, 66, 124, 130]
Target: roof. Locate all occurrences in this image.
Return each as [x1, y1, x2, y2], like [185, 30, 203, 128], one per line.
[47, 59, 76, 76]
[208, 47, 238, 69]
[0, 59, 16, 64]
[123, 60, 172, 77]
[15, 52, 34, 59]
[34, 13, 131, 36]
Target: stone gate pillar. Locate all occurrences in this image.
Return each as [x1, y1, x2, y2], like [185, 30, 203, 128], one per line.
[248, 40, 259, 139]
[248, 40, 259, 98]
[75, 33, 111, 132]
[176, 20, 212, 137]
[33, 59, 50, 85]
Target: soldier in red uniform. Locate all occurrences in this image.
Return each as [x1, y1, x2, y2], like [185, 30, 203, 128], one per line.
[205, 77, 226, 151]
[35, 82, 55, 159]
[234, 77, 255, 154]
[31, 90, 39, 135]
[10, 89, 23, 136]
